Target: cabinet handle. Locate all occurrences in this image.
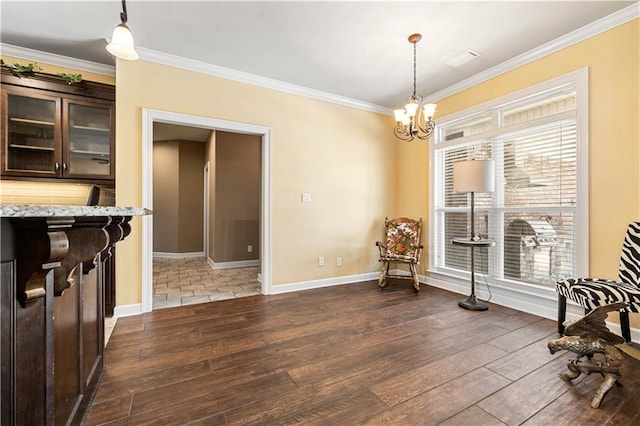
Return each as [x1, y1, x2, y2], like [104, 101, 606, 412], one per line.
[55, 162, 60, 170]
[63, 163, 67, 171]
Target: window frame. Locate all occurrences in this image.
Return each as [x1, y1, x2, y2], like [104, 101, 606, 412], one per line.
[428, 68, 589, 292]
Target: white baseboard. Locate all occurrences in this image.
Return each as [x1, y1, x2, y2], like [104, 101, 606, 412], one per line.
[213, 259, 260, 269]
[113, 303, 142, 318]
[422, 273, 639, 344]
[153, 251, 205, 259]
[270, 272, 379, 294]
[110, 268, 638, 343]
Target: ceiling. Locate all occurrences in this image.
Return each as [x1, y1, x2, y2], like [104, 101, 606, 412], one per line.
[1, 1, 637, 110]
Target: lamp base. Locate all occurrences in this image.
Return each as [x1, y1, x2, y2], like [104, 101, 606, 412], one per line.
[458, 294, 488, 311]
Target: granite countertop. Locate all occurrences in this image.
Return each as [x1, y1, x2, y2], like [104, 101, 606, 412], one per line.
[0, 204, 151, 218]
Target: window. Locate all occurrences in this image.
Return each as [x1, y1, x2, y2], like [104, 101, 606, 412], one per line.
[430, 70, 588, 289]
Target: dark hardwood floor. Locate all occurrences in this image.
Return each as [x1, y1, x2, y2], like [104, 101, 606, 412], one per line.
[85, 281, 640, 425]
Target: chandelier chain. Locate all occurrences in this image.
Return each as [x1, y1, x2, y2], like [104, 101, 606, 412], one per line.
[412, 41, 417, 98]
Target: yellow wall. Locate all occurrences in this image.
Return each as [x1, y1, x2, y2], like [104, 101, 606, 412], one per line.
[115, 59, 397, 305]
[399, 20, 640, 282]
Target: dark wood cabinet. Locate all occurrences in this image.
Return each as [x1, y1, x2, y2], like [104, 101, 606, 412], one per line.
[1, 71, 115, 182]
[104, 247, 116, 317]
[52, 261, 104, 425]
[0, 212, 134, 425]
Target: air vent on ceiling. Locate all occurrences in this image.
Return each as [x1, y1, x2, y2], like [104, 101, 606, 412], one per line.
[446, 50, 480, 67]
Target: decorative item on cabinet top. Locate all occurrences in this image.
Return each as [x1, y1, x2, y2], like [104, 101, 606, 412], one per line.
[0, 65, 114, 100]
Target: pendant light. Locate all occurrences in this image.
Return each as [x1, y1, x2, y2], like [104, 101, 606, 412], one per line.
[393, 33, 436, 142]
[106, 0, 139, 60]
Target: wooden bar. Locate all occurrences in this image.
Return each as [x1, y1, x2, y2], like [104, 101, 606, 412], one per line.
[0, 205, 146, 425]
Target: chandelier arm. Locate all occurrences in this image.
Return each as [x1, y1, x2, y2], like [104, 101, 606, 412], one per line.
[416, 119, 436, 140]
[394, 125, 415, 142]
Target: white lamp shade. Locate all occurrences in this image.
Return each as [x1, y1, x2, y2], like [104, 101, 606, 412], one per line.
[404, 100, 419, 117]
[393, 109, 405, 123]
[453, 160, 495, 193]
[423, 103, 437, 119]
[106, 23, 139, 60]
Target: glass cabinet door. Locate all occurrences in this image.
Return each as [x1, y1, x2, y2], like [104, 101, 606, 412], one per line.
[4, 91, 61, 176]
[64, 100, 114, 179]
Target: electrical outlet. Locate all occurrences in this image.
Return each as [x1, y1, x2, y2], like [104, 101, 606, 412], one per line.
[318, 256, 325, 266]
[247, 245, 253, 253]
[336, 257, 342, 266]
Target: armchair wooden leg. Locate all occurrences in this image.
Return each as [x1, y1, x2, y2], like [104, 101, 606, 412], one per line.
[557, 294, 567, 336]
[378, 262, 389, 288]
[410, 264, 419, 292]
[620, 310, 631, 343]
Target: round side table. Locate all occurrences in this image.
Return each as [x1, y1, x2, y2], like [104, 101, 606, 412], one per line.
[451, 237, 496, 310]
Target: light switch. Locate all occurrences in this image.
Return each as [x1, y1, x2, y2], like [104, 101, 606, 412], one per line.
[301, 192, 311, 203]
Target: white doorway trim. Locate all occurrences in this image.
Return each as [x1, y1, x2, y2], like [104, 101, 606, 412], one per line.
[203, 161, 210, 261]
[141, 108, 272, 313]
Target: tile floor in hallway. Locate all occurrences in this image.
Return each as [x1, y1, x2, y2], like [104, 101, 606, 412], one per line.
[152, 257, 261, 310]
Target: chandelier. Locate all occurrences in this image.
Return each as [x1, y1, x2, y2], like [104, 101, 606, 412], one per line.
[393, 33, 437, 142]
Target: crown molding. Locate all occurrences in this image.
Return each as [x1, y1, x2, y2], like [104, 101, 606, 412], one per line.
[425, 3, 639, 103]
[0, 41, 389, 114]
[0, 43, 115, 77]
[137, 46, 391, 115]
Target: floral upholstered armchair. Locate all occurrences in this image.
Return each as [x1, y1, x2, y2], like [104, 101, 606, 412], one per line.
[376, 217, 423, 291]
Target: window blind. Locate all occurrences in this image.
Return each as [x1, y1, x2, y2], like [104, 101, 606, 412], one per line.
[432, 84, 581, 288]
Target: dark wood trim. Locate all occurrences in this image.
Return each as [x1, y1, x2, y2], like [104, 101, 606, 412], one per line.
[0, 175, 116, 185]
[1, 69, 115, 101]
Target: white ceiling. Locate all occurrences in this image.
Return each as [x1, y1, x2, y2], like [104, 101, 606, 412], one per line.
[1, 1, 637, 109]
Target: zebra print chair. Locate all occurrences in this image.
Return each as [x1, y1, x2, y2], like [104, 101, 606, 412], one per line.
[556, 221, 640, 342]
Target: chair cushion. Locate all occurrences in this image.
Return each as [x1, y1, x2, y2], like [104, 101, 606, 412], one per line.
[556, 277, 640, 313]
[385, 221, 420, 257]
[381, 254, 418, 263]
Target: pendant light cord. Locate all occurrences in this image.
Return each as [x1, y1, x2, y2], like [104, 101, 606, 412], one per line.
[120, 0, 128, 24]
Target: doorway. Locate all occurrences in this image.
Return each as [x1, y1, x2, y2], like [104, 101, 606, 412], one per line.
[141, 108, 272, 313]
